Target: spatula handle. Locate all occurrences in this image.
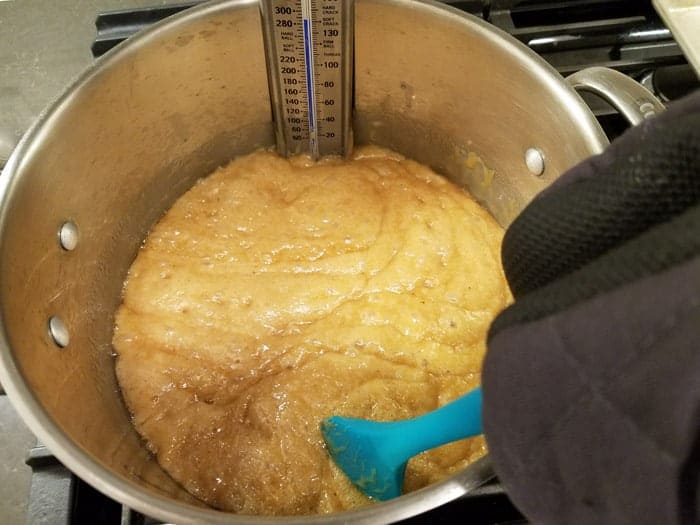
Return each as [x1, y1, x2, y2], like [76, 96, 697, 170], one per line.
[383, 386, 483, 459]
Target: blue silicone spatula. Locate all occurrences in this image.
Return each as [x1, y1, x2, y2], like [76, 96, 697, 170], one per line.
[321, 386, 483, 501]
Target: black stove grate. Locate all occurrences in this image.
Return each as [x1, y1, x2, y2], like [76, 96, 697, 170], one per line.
[489, 0, 686, 78]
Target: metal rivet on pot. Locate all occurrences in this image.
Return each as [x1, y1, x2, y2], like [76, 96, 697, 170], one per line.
[639, 102, 657, 119]
[48, 316, 69, 348]
[58, 221, 79, 251]
[525, 148, 545, 176]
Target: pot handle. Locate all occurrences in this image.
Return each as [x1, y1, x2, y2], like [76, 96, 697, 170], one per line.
[566, 66, 665, 126]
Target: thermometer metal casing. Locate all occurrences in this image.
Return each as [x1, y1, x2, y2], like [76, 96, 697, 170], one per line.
[261, 0, 354, 159]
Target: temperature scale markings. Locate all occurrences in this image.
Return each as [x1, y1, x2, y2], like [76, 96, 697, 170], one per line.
[261, 0, 353, 158]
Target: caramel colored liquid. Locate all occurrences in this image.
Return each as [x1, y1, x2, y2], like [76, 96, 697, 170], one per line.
[113, 147, 510, 515]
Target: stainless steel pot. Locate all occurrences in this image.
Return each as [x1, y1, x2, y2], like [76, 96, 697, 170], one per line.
[0, 0, 663, 523]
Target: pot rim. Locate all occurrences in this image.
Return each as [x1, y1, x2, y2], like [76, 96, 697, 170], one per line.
[0, 0, 606, 522]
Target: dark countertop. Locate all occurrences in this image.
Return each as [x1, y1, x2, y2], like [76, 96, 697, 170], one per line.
[0, 0, 186, 168]
[0, 396, 34, 525]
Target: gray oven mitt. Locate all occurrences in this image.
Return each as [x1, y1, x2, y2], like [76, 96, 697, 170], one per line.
[482, 90, 700, 525]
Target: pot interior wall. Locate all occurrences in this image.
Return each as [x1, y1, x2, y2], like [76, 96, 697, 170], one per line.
[0, 0, 605, 516]
[354, 0, 605, 225]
